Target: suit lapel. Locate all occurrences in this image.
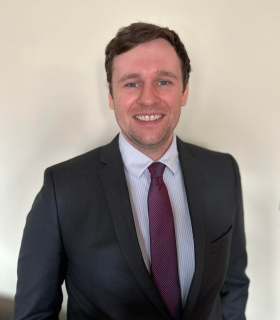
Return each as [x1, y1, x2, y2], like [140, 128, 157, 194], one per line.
[177, 138, 206, 319]
[99, 135, 171, 320]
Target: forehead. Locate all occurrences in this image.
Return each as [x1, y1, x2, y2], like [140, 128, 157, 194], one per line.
[112, 38, 182, 79]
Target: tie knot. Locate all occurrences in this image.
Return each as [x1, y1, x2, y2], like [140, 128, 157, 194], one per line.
[148, 162, 166, 178]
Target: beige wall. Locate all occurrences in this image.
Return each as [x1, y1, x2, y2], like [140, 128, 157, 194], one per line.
[1, 0, 279, 318]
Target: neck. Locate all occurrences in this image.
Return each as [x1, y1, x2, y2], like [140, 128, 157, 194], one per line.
[121, 133, 174, 161]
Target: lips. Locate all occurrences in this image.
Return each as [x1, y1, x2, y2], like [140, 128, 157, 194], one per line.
[135, 115, 163, 121]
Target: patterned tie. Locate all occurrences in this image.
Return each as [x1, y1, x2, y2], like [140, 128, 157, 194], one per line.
[148, 162, 182, 320]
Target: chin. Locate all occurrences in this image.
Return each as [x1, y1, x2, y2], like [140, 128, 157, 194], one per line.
[133, 134, 171, 149]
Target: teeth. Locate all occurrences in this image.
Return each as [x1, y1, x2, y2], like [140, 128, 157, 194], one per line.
[136, 115, 162, 121]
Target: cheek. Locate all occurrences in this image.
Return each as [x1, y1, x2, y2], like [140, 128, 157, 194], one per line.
[116, 93, 137, 113]
[162, 91, 183, 109]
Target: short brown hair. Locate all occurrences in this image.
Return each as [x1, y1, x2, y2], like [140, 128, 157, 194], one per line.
[105, 22, 191, 95]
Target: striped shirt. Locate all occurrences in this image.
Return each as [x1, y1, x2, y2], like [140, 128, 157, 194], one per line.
[118, 132, 195, 305]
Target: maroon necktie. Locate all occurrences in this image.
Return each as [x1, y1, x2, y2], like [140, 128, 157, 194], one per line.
[148, 162, 182, 320]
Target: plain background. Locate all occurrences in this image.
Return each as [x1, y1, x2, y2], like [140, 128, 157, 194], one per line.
[1, 0, 279, 319]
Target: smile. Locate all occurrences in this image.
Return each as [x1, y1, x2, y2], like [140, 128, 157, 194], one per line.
[135, 115, 163, 121]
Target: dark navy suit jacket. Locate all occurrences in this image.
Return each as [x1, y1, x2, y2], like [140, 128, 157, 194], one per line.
[14, 136, 249, 319]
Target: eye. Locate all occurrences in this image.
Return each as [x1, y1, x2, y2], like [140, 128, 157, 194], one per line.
[126, 83, 139, 88]
[158, 80, 170, 86]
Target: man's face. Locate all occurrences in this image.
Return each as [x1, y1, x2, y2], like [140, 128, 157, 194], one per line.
[109, 38, 189, 157]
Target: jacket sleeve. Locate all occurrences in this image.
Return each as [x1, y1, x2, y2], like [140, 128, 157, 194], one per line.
[14, 168, 66, 320]
[220, 156, 250, 320]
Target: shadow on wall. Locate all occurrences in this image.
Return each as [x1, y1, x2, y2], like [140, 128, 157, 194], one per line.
[0, 296, 66, 320]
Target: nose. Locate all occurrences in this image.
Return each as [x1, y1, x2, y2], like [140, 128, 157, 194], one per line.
[137, 84, 160, 106]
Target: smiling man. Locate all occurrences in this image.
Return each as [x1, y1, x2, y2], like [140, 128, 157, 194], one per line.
[14, 23, 249, 320]
[108, 38, 188, 160]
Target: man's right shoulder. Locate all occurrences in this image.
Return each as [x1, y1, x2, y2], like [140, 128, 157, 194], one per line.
[47, 135, 120, 177]
[51, 145, 104, 172]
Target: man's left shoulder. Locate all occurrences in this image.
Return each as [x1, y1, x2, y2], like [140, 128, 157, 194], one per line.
[177, 137, 236, 160]
[176, 137, 239, 176]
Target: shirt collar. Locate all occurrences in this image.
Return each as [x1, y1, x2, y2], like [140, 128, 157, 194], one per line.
[118, 132, 179, 178]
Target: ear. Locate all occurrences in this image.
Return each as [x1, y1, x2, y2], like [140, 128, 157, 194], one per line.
[181, 82, 189, 106]
[108, 92, 114, 110]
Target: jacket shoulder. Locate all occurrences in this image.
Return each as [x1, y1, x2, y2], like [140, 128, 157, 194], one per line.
[177, 138, 239, 176]
[49, 135, 120, 175]
[50, 145, 104, 173]
[177, 138, 232, 159]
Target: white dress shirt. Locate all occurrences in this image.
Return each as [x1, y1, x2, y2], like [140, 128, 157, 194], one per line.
[118, 132, 195, 305]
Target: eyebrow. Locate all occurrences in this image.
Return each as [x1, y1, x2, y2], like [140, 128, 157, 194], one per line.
[118, 73, 141, 83]
[118, 70, 179, 84]
[156, 70, 179, 80]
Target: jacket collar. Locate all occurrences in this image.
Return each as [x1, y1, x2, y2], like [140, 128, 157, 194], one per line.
[177, 138, 206, 319]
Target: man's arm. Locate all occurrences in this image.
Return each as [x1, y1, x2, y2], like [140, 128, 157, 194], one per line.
[14, 168, 66, 320]
[220, 156, 250, 319]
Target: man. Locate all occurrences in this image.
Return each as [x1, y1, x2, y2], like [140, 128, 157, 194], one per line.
[14, 23, 249, 320]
